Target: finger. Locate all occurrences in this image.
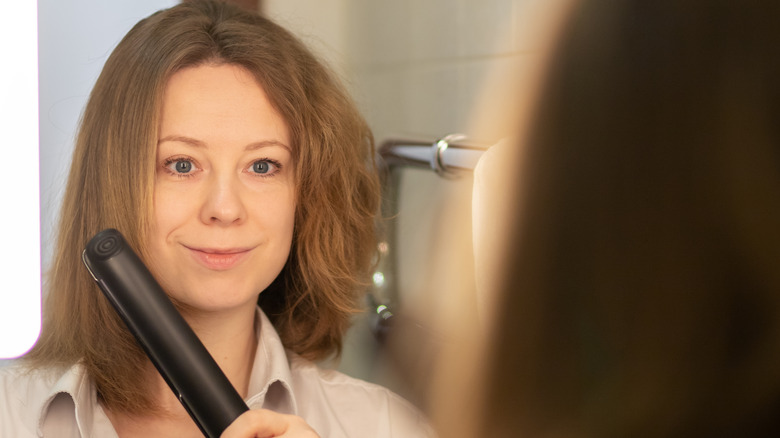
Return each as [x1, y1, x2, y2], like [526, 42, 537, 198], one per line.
[220, 409, 319, 438]
[221, 409, 285, 438]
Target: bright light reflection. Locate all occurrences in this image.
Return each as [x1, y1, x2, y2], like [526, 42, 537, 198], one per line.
[0, 1, 42, 358]
[372, 271, 386, 288]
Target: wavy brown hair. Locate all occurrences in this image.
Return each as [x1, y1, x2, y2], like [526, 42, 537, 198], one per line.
[470, 0, 780, 437]
[25, 0, 380, 414]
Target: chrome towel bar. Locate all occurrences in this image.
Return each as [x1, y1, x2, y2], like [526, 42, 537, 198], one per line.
[378, 134, 490, 176]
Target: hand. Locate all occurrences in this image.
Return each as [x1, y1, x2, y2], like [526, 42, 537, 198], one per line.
[221, 409, 320, 438]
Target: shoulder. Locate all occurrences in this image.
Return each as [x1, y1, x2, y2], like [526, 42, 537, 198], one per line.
[287, 354, 435, 438]
[0, 361, 55, 409]
[0, 361, 61, 437]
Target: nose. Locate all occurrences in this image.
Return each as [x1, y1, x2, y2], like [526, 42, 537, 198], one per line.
[200, 173, 246, 226]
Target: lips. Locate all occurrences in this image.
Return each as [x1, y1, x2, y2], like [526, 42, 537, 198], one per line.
[185, 245, 253, 270]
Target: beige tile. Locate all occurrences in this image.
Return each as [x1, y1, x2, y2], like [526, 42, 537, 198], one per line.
[354, 69, 410, 143]
[403, 63, 465, 138]
[344, 0, 414, 67]
[408, 0, 462, 61]
[458, 0, 517, 57]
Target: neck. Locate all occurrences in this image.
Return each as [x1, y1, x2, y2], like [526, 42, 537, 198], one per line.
[105, 304, 258, 436]
[179, 304, 259, 399]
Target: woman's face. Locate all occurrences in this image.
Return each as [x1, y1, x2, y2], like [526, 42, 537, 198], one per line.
[146, 63, 295, 314]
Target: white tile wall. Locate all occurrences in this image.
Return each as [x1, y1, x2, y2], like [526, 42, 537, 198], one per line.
[264, 0, 561, 404]
[338, 0, 539, 340]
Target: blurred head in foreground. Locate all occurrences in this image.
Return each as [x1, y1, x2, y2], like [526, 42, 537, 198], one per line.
[436, 0, 780, 437]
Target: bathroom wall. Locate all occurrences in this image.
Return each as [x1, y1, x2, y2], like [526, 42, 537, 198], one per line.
[265, 0, 556, 405]
[265, 0, 543, 141]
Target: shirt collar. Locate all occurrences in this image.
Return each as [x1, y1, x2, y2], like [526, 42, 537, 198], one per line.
[35, 307, 297, 435]
[35, 362, 107, 438]
[245, 308, 298, 415]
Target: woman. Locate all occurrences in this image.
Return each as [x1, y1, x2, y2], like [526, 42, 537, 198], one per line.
[1, 1, 430, 436]
[434, 0, 780, 437]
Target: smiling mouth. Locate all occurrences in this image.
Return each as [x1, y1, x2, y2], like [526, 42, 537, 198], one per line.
[185, 246, 252, 270]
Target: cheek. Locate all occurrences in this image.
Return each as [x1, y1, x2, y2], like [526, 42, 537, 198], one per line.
[252, 187, 296, 242]
[281, 187, 297, 236]
[151, 186, 197, 236]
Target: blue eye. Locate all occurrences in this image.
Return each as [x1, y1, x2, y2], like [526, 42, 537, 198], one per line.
[248, 159, 281, 177]
[162, 158, 197, 177]
[174, 160, 193, 173]
[252, 160, 272, 174]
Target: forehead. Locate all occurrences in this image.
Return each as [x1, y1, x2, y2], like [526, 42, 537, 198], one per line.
[159, 63, 290, 149]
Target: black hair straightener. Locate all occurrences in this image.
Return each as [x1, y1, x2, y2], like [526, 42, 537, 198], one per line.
[82, 228, 249, 438]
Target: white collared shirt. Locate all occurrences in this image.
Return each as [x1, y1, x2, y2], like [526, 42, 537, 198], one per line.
[0, 309, 433, 437]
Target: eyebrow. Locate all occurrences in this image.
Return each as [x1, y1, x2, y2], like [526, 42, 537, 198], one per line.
[157, 135, 291, 152]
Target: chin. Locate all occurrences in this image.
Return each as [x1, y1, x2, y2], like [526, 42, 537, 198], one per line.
[169, 282, 262, 315]
[178, 297, 259, 316]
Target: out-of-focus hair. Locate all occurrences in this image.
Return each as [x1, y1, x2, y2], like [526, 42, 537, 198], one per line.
[25, 0, 379, 414]
[441, 0, 780, 437]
